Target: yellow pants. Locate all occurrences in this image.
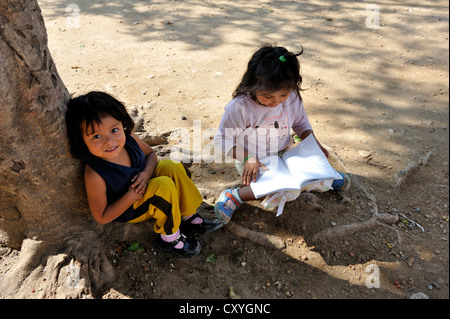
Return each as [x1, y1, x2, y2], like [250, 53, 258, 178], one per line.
[128, 160, 203, 235]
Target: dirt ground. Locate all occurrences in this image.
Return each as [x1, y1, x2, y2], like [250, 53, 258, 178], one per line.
[1, 0, 448, 301]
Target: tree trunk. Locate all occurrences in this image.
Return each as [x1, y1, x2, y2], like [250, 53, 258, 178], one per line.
[0, 0, 114, 298]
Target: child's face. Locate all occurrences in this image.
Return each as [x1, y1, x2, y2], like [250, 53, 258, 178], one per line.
[82, 114, 126, 161]
[255, 88, 290, 108]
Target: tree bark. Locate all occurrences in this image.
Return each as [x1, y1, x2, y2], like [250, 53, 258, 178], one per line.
[0, 0, 114, 298]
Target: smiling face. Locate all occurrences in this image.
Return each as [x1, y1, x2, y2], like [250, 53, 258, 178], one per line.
[255, 88, 291, 108]
[82, 114, 126, 162]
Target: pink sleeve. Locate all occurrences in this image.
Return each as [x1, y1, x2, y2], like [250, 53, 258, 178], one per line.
[291, 97, 313, 137]
[213, 100, 247, 158]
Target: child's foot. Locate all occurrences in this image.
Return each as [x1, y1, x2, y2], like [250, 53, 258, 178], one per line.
[332, 172, 351, 191]
[214, 188, 242, 224]
[155, 233, 201, 258]
[180, 213, 223, 236]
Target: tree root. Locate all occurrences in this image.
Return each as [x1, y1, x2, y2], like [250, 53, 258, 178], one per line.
[0, 233, 114, 299]
[198, 179, 243, 202]
[225, 223, 286, 250]
[217, 179, 243, 191]
[313, 213, 399, 243]
[394, 151, 433, 190]
[314, 146, 402, 244]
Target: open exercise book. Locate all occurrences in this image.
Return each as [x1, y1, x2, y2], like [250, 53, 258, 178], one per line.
[250, 134, 341, 199]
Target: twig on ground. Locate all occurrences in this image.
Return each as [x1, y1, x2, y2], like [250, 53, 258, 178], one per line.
[400, 214, 425, 232]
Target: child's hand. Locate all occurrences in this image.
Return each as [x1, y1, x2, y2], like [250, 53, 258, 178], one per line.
[127, 185, 144, 202]
[242, 156, 269, 185]
[130, 172, 150, 194]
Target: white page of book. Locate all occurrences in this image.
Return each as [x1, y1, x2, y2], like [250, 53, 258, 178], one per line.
[282, 135, 341, 187]
[250, 155, 301, 198]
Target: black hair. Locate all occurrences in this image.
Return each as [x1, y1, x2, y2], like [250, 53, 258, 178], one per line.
[65, 91, 134, 160]
[233, 44, 304, 101]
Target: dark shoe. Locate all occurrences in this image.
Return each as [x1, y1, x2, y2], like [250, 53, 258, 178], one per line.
[180, 213, 223, 236]
[155, 234, 201, 258]
[332, 172, 351, 191]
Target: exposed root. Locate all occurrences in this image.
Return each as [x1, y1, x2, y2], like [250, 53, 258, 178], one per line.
[225, 223, 286, 250]
[314, 145, 401, 244]
[313, 213, 400, 243]
[394, 151, 433, 190]
[217, 179, 243, 191]
[297, 192, 324, 211]
[198, 179, 242, 202]
[0, 233, 114, 299]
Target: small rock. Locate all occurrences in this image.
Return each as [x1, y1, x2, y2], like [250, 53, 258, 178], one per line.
[181, 115, 187, 120]
[410, 292, 429, 299]
[358, 150, 372, 158]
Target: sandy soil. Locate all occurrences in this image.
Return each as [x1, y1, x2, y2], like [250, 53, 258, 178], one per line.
[2, 0, 448, 301]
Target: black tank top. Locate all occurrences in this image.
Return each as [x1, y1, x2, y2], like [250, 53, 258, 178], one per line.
[86, 134, 146, 222]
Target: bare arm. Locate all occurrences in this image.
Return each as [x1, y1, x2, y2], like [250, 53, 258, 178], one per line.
[84, 165, 143, 224]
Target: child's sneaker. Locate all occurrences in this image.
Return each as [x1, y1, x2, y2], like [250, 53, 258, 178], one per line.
[214, 188, 242, 224]
[332, 172, 351, 191]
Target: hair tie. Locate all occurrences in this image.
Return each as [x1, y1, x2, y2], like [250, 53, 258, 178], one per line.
[279, 55, 286, 62]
